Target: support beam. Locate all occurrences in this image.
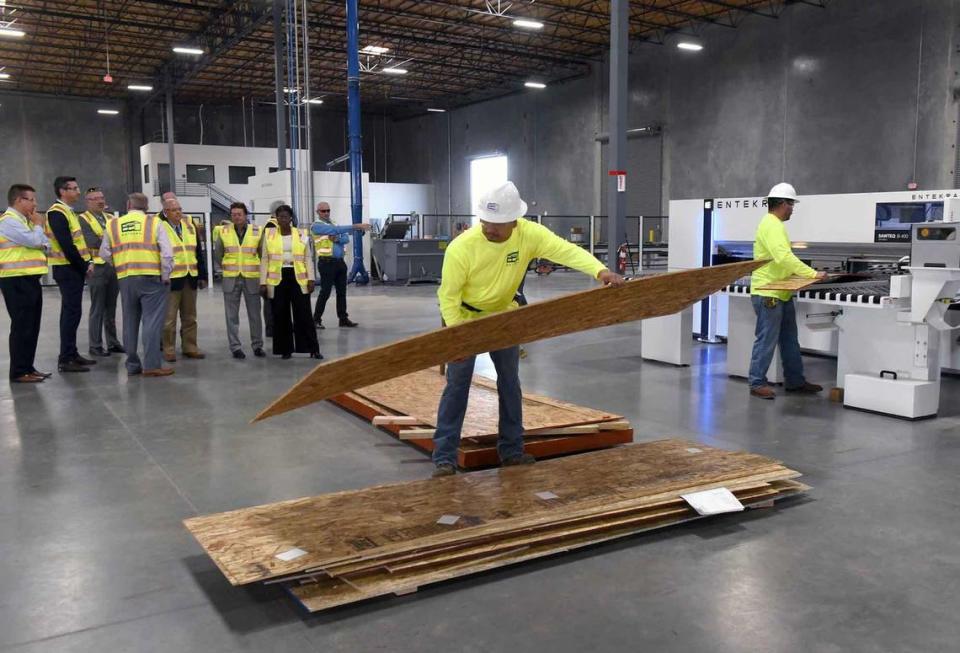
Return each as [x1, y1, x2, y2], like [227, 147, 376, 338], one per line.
[273, 0, 287, 171]
[345, 0, 369, 284]
[606, 0, 628, 271]
[165, 82, 177, 196]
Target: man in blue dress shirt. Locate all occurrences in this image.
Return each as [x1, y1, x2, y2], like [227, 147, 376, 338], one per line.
[310, 201, 370, 329]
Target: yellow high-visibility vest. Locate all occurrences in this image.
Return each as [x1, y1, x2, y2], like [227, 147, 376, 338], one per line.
[0, 209, 48, 277]
[106, 211, 161, 279]
[163, 218, 198, 279]
[217, 223, 261, 278]
[265, 228, 309, 293]
[45, 201, 90, 267]
[79, 210, 114, 265]
[313, 233, 334, 257]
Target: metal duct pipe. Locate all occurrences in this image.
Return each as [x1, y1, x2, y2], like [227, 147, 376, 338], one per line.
[345, 0, 369, 284]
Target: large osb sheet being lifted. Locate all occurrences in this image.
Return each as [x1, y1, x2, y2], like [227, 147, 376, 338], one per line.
[183, 439, 801, 587]
[354, 370, 618, 438]
[254, 260, 765, 421]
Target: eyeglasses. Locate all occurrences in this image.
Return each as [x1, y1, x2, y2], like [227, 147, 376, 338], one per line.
[318, 209, 331, 213]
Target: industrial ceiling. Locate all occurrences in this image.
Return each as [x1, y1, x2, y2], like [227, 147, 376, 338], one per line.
[0, 0, 822, 111]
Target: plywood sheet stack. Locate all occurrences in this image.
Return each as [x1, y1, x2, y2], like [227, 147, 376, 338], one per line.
[184, 439, 808, 612]
[330, 369, 633, 468]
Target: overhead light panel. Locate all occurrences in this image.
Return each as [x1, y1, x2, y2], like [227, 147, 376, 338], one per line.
[97, 109, 119, 115]
[172, 46, 204, 55]
[677, 41, 703, 51]
[427, 108, 446, 113]
[383, 67, 408, 75]
[361, 45, 389, 55]
[307, 98, 323, 104]
[513, 19, 544, 30]
[127, 84, 153, 91]
[524, 81, 546, 89]
[0, 28, 25, 38]
[0, 73, 10, 80]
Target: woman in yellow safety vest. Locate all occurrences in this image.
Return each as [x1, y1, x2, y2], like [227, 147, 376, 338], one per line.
[259, 205, 321, 360]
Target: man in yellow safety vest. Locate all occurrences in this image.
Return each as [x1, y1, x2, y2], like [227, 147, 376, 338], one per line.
[79, 186, 124, 357]
[99, 192, 175, 377]
[0, 184, 52, 383]
[158, 196, 207, 361]
[213, 201, 265, 359]
[46, 176, 96, 373]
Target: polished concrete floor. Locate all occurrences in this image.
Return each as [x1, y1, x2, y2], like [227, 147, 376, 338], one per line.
[1, 273, 959, 652]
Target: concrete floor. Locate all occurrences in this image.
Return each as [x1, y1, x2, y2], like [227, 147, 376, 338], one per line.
[1, 273, 959, 652]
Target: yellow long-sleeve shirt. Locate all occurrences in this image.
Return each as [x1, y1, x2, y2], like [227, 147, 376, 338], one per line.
[750, 212, 817, 301]
[438, 218, 606, 326]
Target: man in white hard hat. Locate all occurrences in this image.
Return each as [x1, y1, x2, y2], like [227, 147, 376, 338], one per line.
[748, 182, 826, 400]
[431, 181, 625, 477]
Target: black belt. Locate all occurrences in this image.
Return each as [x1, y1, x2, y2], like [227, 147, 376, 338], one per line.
[461, 302, 482, 312]
[317, 256, 341, 261]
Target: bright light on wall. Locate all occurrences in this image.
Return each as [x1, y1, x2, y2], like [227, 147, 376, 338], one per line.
[677, 42, 703, 51]
[127, 84, 153, 91]
[0, 73, 10, 80]
[513, 19, 544, 30]
[427, 108, 446, 113]
[307, 98, 323, 104]
[524, 81, 546, 89]
[97, 109, 120, 115]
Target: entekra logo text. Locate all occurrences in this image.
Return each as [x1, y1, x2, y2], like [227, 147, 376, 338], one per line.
[506, 251, 519, 263]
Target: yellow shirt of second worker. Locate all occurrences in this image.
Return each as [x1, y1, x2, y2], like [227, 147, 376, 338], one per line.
[438, 218, 605, 326]
[750, 212, 817, 301]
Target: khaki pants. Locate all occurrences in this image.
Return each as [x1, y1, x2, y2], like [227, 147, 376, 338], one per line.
[163, 282, 199, 356]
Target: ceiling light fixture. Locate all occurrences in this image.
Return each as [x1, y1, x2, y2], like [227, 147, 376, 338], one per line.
[307, 98, 323, 105]
[524, 81, 546, 89]
[0, 73, 10, 80]
[283, 87, 299, 93]
[513, 19, 544, 30]
[382, 67, 408, 75]
[97, 109, 119, 115]
[127, 84, 153, 91]
[427, 108, 446, 113]
[361, 45, 389, 55]
[172, 46, 204, 55]
[677, 41, 703, 51]
[0, 28, 25, 38]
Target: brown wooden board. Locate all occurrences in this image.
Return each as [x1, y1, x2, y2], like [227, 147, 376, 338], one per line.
[184, 439, 796, 586]
[353, 369, 618, 438]
[254, 261, 764, 421]
[286, 481, 807, 611]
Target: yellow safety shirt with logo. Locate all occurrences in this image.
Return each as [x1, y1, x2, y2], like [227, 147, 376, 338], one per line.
[264, 227, 310, 293]
[105, 211, 161, 279]
[45, 201, 90, 267]
[0, 209, 48, 277]
[437, 218, 606, 326]
[162, 217, 199, 279]
[217, 223, 261, 278]
[79, 210, 115, 265]
[750, 212, 817, 302]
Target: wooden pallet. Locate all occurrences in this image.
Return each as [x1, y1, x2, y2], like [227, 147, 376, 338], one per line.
[184, 439, 808, 601]
[330, 369, 633, 468]
[255, 260, 764, 421]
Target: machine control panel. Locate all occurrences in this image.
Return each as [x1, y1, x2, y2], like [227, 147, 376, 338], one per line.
[912, 222, 960, 268]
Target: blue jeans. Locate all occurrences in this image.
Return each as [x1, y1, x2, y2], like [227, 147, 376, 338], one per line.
[432, 346, 524, 466]
[748, 295, 806, 389]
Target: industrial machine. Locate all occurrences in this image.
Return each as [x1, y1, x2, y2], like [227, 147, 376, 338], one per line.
[646, 188, 960, 418]
[371, 218, 447, 285]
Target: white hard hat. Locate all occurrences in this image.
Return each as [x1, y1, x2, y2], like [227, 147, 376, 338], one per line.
[768, 182, 799, 202]
[475, 181, 528, 224]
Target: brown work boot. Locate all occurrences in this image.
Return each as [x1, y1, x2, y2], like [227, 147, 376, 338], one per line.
[143, 368, 175, 377]
[183, 351, 206, 359]
[432, 463, 456, 478]
[750, 385, 776, 400]
[786, 381, 823, 394]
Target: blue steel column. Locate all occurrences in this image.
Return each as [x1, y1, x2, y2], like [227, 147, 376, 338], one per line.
[346, 0, 369, 284]
[606, 0, 628, 271]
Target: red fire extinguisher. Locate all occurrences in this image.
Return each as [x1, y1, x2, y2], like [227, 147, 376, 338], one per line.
[616, 243, 629, 274]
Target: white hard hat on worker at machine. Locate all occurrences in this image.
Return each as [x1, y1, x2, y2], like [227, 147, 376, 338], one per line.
[767, 182, 799, 202]
[476, 181, 528, 224]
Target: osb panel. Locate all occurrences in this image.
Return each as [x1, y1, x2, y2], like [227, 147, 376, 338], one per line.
[755, 277, 820, 291]
[256, 260, 764, 420]
[184, 438, 791, 585]
[354, 370, 618, 438]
